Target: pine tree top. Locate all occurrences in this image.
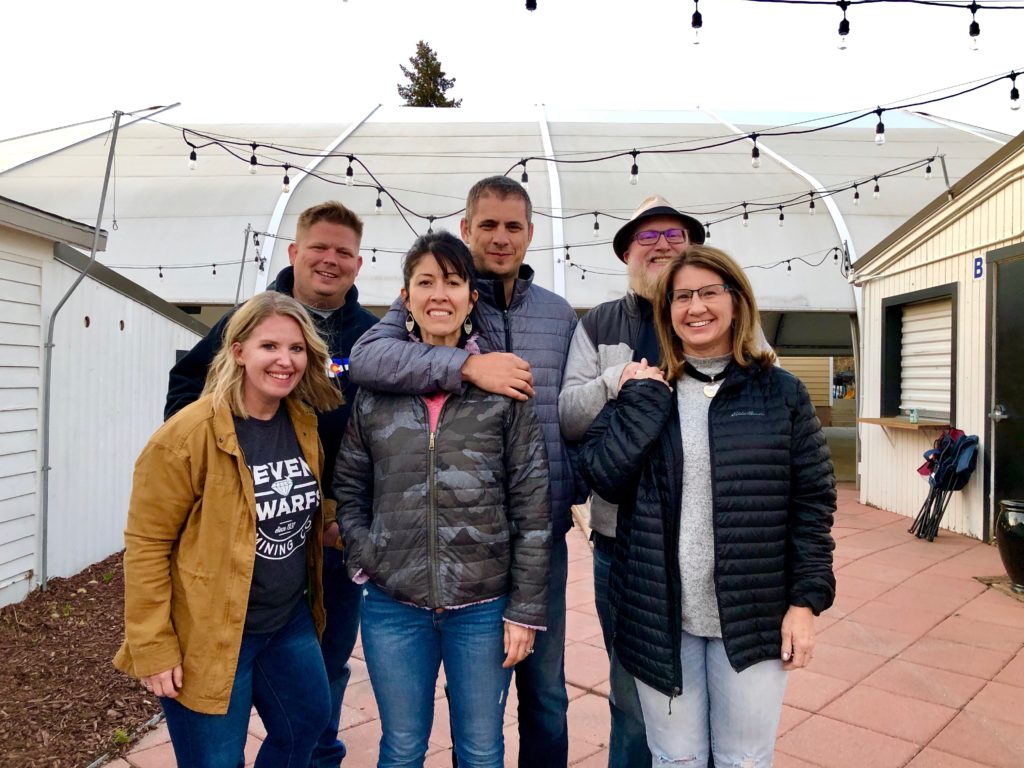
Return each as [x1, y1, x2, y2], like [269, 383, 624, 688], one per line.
[397, 40, 462, 108]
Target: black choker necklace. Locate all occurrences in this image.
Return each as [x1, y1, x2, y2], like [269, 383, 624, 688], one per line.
[683, 361, 727, 398]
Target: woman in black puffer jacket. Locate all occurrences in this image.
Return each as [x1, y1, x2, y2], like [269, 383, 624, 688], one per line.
[579, 245, 835, 768]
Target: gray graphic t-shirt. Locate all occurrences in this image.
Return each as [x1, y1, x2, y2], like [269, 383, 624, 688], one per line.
[234, 407, 319, 634]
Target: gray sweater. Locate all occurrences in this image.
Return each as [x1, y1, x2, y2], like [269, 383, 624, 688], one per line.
[676, 354, 732, 638]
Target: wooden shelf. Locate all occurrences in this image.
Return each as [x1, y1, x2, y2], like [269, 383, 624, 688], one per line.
[858, 416, 950, 431]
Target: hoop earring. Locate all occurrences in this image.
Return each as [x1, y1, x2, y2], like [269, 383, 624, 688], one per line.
[463, 316, 473, 335]
[405, 311, 415, 333]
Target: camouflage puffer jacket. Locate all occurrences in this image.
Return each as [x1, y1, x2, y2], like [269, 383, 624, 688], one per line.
[334, 386, 551, 628]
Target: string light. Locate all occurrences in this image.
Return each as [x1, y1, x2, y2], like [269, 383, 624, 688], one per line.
[375, 188, 383, 214]
[346, 156, 354, 186]
[837, 0, 851, 49]
[873, 176, 881, 200]
[808, 192, 816, 215]
[565, 245, 572, 263]
[282, 164, 291, 194]
[158, 265, 163, 278]
[249, 143, 258, 174]
[520, 160, 529, 191]
[925, 160, 933, 180]
[526, 0, 537, 9]
[371, 247, 378, 263]
[253, 233, 260, 247]
[212, 264, 217, 276]
[188, 148, 197, 171]
[787, 260, 793, 272]
[750, 134, 761, 169]
[853, 184, 861, 206]
[874, 109, 886, 146]
[704, 223, 711, 240]
[969, 1, 981, 50]
[778, 206, 785, 227]
[592, 212, 601, 238]
[692, 0, 703, 44]
[628, 150, 639, 186]
[427, 216, 435, 234]
[1012, 73, 1021, 110]
[742, 203, 749, 227]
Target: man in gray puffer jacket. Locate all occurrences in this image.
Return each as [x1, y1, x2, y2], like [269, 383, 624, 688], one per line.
[349, 176, 576, 768]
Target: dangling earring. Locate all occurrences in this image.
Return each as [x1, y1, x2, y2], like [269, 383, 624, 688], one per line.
[405, 311, 415, 333]
[463, 315, 473, 335]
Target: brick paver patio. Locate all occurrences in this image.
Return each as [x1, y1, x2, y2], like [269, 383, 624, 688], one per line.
[115, 485, 1024, 767]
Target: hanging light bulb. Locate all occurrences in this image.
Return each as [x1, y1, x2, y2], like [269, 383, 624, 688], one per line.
[253, 233, 260, 247]
[249, 143, 258, 174]
[375, 188, 383, 214]
[691, 0, 703, 44]
[750, 135, 761, 169]
[188, 148, 197, 171]
[837, 1, 850, 49]
[346, 156, 355, 186]
[808, 192, 816, 215]
[564, 246, 571, 263]
[873, 177, 881, 200]
[778, 206, 785, 227]
[592, 212, 600, 238]
[629, 150, 639, 185]
[925, 160, 933, 180]
[258, 257, 265, 272]
[371, 248, 378, 264]
[427, 216, 435, 235]
[581, 269, 586, 281]
[526, 0, 537, 9]
[874, 109, 886, 146]
[853, 184, 861, 206]
[212, 263, 217, 276]
[520, 161, 529, 191]
[704, 223, 711, 240]
[833, 249, 840, 263]
[1011, 73, 1021, 110]
[787, 261, 792, 272]
[158, 265, 163, 279]
[282, 165, 291, 194]
[969, 2, 980, 50]
[742, 203, 749, 227]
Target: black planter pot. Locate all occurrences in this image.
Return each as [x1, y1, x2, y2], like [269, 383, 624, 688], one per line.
[996, 499, 1024, 594]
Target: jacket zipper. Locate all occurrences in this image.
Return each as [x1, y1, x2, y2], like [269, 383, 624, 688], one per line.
[426, 398, 450, 609]
[665, 418, 684, 698]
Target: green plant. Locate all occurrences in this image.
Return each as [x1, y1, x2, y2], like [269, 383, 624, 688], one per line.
[102, 571, 114, 583]
[62, 604, 72, 618]
[113, 727, 130, 746]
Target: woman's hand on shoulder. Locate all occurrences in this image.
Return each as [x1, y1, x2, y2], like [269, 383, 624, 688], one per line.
[502, 622, 537, 669]
[141, 665, 183, 698]
[780, 605, 816, 670]
[618, 358, 672, 392]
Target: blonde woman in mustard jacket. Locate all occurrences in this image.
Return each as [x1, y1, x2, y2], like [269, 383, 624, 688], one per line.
[115, 292, 342, 768]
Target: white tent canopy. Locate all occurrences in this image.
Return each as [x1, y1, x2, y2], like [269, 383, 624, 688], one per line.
[0, 105, 1007, 353]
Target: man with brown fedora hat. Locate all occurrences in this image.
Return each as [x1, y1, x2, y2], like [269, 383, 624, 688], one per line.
[559, 194, 700, 768]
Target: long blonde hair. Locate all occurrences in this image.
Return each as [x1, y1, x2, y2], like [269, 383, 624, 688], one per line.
[201, 292, 343, 417]
[652, 246, 775, 380]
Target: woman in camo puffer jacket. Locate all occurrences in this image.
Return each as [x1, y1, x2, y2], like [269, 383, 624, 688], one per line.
[334, 231, 551, 768]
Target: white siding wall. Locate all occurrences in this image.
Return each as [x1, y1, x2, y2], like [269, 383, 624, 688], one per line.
[858, 158, 1024, 539]
[41, 259, 201, 581]
[0, 231, 47, 605]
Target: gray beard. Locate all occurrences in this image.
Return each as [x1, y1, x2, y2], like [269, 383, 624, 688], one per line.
[629, 271, 659, 302]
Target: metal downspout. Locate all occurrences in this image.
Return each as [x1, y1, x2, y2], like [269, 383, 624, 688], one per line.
[537, 106, 566, 297]
[39, 111, 123, 590]
[252, 104, 382, 294]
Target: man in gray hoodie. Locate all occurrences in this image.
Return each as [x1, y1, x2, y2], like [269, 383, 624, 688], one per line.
[559, 195, 703, 768]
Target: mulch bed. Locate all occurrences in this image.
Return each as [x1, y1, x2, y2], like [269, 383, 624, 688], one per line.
[0, 551, 160, 767]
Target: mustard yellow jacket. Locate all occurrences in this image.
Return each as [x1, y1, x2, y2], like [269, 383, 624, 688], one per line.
[113, 395, 327, 715]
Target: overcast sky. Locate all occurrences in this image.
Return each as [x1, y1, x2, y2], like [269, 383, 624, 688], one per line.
[4, 0, 1024, 140]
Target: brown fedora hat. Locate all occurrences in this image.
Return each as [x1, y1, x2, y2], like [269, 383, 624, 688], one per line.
[612, 195, 705, 262]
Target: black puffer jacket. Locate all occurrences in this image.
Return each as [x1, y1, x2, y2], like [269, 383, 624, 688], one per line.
[579, 362, 835, 696]
[334, 385, 551, 628]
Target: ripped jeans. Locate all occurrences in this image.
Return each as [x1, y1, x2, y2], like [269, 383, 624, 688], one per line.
[360, 582, 513, 768]
[634, 632, 787, 768]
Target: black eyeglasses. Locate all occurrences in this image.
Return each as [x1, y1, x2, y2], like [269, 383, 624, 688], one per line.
[633, 228, 688, 246]
[666, 284, 732, 305]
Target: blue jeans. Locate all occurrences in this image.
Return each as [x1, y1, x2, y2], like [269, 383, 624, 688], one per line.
[161, 603, 331, 768]
[634, 632, 788, 768]
[514, 535, 569, 768]
[592, 540, 652, 768]
[312, 546, 362, 767]
[360, 583, 513, 768]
